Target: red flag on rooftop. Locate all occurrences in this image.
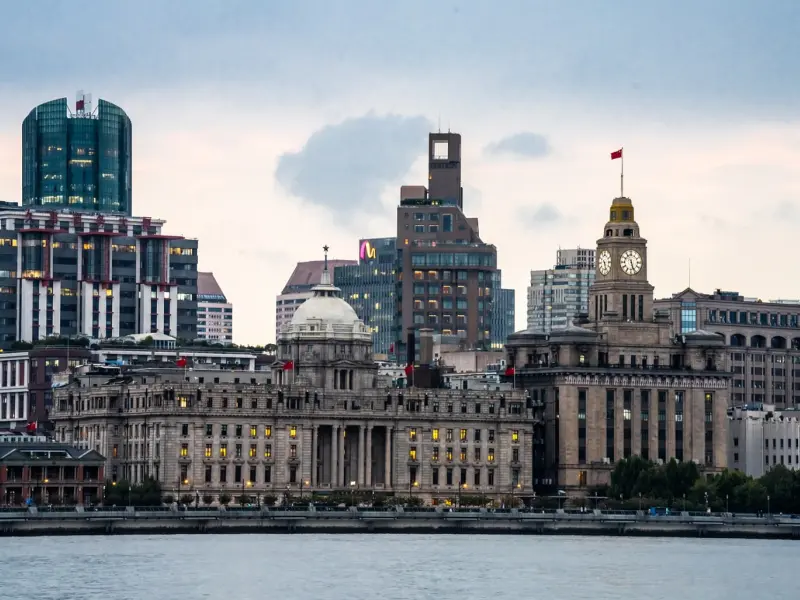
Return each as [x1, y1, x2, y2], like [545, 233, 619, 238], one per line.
[504, 366, 515, 377]
[176, 357, 187, 368]
[26, 421, 37, 433]
[282, 360, 294, 371]
[611, 149, 623, 160]
[404, 364, 413, 377]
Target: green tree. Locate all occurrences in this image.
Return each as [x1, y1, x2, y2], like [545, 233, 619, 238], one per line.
[202, 495, 214, 506]
[261, 494, 278, 507]
[759, 465, 796, 513]
[179, 494, 194, 506]
[218, 493, 232, 506]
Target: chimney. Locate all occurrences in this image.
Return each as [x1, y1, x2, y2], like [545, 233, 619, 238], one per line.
[406, 331, 415, 366]
[419, 328, 434, 365]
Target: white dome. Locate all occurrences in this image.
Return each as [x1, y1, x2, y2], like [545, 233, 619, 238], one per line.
[291, 293, 359, 326]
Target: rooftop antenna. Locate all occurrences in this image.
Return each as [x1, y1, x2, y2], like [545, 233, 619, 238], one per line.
[437, 114, 441, 133]
[688, 258, 691, 289]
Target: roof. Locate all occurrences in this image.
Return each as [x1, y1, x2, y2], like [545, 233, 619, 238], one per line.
[197, 272, 227, 301]
[281, 259, 357, 294]
[0, 442, 105, 463]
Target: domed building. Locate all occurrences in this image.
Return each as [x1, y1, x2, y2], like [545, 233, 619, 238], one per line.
[274, 247, 377, 390]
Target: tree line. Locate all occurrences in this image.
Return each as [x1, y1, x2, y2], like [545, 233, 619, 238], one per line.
[599, 456, 800, 514]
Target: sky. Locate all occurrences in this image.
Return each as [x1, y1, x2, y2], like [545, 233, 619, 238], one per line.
[1, 1, 800, 344]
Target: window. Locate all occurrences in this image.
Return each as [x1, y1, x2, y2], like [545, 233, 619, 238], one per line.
[264, 466, 272, 484]
[432, 428, 439, 441]
[487, 448, 495, 462]
[409, 446, 417, 461]
[250, 426, 257, 438]
[473, 429, 481, 442]
[446, 447, 453, 461]
[474, 470, 481, 486]
[219, 444, 227, 458]
[205, 465, 212, 483]
[474, 447, 481, 461]
[512, 448, 519, 462]
[459, 428, 467, 441]
[289, 467, 297, 483]
[221, 425, 228, 437]
[432, 468, 439, 485]
[235, 425, 243, 437]
[409, 428, 417, 441]
[181, 424, 189, 436]
[488, 429, 495, 443]
[511, 430, 519, 443]
[220, 466, 227, 483]
[249, 444, 257, 458]
[289, 425, 297, 439]
[180, 443, 188, 457]
[432, 447, 440, 461]
[488, 470, 495, 486]
[290, 445, 297, 458]
[204, 444, 212, 458]
[459, 448, 467, 461]
[205, 424, 213, 436]
[264, 444, 272, 458]
[235, 444, 242, 458]
[178, 396, 188, 408]
[446, 429, 453, 442]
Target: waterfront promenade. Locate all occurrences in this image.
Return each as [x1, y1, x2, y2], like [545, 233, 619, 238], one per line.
[2, 505, 799, 539]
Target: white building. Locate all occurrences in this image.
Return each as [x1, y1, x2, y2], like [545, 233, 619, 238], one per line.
[197, 272, 233, 343]
[275, 258, 356, 340]
[0, 352, 30, 428]
[527, 247, 595, 333]
[728, 404, 800, 477]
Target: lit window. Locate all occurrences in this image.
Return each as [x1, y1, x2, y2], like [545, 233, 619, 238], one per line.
[432, 428, 439, 441]
[180, 444, 188, 457]
[265, 426, 272, 438]
[446, 448, 453, 461]
[289, 426, 297, 439]
[459, 428, 467, 441]
[409, 428, 417, 441]
[511, 430, 519, 443]
[250, 426, 257, 438]
[488, 448, 495, 462]
[219, 444, 227, 458]
[264, 444, 272, 458]
[179, 396, 188, 408]
[460, 448, 467, 461]
[204, 444, 212, 458]
[432, 447, 439, 461]
[409, 447, 417, 461]
[249, 444, 257, 458]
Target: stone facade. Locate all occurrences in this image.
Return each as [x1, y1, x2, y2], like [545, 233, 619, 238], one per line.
[49, 253, 537, 504]
[506, 196, 731, 492]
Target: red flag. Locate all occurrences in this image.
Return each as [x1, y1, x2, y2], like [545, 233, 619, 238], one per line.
[504, 366, 515, 377]
[404, 364, 413, 377]
[176, 357, 187, 368]
[76, 99, 85, 111]
[282, 360, 294, 371]
[611, 149, 623, 160]
[389, 343, 394, 353]
[26, 421, 37, 433]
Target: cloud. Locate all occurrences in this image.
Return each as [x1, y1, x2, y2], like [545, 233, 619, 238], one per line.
[520, 203, 564, 227]
[485, 132, 551, 159]
[274, 113, 431, 223]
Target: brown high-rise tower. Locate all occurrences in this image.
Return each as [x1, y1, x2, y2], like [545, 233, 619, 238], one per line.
[394, 132, 499, 362]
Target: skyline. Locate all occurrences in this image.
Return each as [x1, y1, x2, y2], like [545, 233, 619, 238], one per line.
[2, 2, 800, 344]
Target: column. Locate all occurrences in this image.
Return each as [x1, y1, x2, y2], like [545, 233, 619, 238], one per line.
[357, 425, 365, 486]
[384, 426, 393, 488]
[365, 425, 373, 487]
[311, 426, 318, 487]
[331, 425, 338, 487]
[338, 425, 346, 487]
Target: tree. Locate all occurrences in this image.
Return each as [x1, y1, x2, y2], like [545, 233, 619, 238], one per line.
[218, 493, 232, 506]
[239, 494, 252, 506]
[202, 495, 214, 506]
[162, 494, 175, 505]
[179, 494, 194, 506]
[261, 494, 278, 507]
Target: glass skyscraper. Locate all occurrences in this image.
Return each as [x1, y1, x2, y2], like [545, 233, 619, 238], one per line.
[22, 96, 132, 215]
[335, 237, 397, 357]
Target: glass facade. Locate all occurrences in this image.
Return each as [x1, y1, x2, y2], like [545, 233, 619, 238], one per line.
[22, 98, 132, 215]
[491, 287, 515, 348]
[336, 238, 396, 356]
[680, 301, 697, 333]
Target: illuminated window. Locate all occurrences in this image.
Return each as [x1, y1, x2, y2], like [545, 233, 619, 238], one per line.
[488, 448, 495, 462]
[112, 444, 118, 458]
[459, 448, 467, 461]
[204, 444, 212, 458]
[178, 396, 188, 408]
[409, 428, 417, 441]
[289, 425, 297, 439]
[105, 289, 112, 297]
[446, 429, 453, 442]
[220, 444, 228, 458]
[249, 444, 257, 458]
[264, 444, 272, 458]
[265, 426, 272, 438]
[432, 428, 439, 441]
[459, 428, 467, 441]
[250, 426, 257, 438]
[409, 447, 417, 461]
[432, 447, 439, 461]
[446, 447, 453, 461]
[180, 444, 188, 457]
[511, 430, 519, 443]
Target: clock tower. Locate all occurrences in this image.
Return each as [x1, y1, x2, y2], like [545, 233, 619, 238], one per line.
[589, 196, 654, 323]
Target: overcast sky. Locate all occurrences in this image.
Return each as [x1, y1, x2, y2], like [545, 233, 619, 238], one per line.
[1, 1, 799, 343]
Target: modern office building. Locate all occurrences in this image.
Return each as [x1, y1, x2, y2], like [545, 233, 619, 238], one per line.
[22, 93, 132, 215]
[275, 258, 356, 339]
[395, 132, 507, 360]
[0, 204, 198, 348]
[197, 272, 233, 343]
[335, 237, 396, 357]
[527, 248, 596, 333]
[727, 404, 800, 477]
[492, 288, 515, 348]
[655, 290, 800, 408]
[507, 195, 730, 492]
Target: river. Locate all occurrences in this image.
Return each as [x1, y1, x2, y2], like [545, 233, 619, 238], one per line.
[0, 534, 793, 599]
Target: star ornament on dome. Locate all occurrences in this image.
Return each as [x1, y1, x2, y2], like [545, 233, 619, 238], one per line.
[323, 245, 329, 254]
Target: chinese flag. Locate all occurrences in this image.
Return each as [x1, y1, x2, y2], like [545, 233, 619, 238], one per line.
[404, 364, 413, 377]
[282, 360, 294, 371]
[176, 357, 187, 368]
[611, 149, 623, 160]
[26, 421, 37, 433]
[504, 366, 515, 377]
[389, 343, 394, 353]
[76, 99, 85, 111]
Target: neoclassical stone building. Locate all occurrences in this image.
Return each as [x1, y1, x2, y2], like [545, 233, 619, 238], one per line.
[50, 252, 538, 504]
[507, 196, 731, 492]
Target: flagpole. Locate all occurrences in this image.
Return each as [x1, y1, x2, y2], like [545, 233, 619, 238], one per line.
[620, 146, 624, 198]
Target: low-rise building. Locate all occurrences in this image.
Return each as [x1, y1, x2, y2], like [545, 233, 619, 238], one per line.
[0, 432, 105, 506]
[728, 404, 800, 477]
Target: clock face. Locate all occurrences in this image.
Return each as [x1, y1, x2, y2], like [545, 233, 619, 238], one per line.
[598, 250, 612, 275]
[620, 249, 643, 275]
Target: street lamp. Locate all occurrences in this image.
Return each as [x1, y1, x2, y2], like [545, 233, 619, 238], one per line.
[767, 494, 771, 517]
[410, 480, 419, 504]
[350, 480, 357, 506]
[458, 483, 467, 507]
[242, 480, 253, 506]
[511, 482, 521, 507]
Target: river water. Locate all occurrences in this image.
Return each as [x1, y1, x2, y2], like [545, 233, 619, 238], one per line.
[0, 534, 793, 600]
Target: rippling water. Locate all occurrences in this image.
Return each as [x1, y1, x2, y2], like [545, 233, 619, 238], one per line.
[1, 534, 793, 600]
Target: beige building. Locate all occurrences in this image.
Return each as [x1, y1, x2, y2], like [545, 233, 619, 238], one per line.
[51, 252, 537, 504]
[506, 195, 731, 492]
